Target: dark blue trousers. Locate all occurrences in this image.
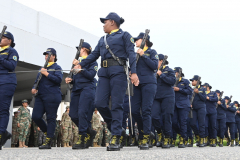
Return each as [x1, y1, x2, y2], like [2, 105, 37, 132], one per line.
[69, 86, 95, 135]
[152, 97, 175, 137]
[225, 122, 235, 140]
[32, 93, 61, 138]
[205, 113, 217, 139]
[216, 118, 226, 139]
[187, 118, 193, 139]
[171, 127, 177, 140]
[95, 74, 127, 136]
[173, 107, 190, 138]
[122, 95, 129, 130]
[0, 84, 16, 134]
[235, 121, 240, 140]
[132, 83, 156, 138]
[190, 107, 206, 138]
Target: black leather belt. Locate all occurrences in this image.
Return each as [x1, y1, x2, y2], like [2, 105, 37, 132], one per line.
[101, 59, 126, 68]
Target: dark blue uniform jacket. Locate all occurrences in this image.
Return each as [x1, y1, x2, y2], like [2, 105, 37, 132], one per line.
[192, 86, 206, 109]
[136, 48, 158, 84]
[217, 99, 226, 119]
[0, 46, 19, 85]
[155, 66, 176, 99]
[205, 91, 218, 114]
[33, 63, 63, 95]
[226, 103, 237, 123]
[175, 78, 192, 108]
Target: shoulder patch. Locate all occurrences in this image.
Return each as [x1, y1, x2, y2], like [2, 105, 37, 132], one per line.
[155, 55, 159, 59]
[94, 66, 98, 71]
[13, 56, 17, 61]
[130, 37, 134, 44]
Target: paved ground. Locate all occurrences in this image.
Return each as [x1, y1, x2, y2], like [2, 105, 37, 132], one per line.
[1, 146, 239, 160]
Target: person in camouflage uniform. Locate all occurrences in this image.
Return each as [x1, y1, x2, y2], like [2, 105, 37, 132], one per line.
[72, 121, 79, 145]
[92, 108, 103, 147]
[17, 99, 31, 148]
[98, 122, 104, 146]
[61, 106, 72, 147]
[103, 122, 112, 146]
[11, 111, 19, 147]
[52, 115, 60, 147]
[25, 120, 32, 146]
[33, 121, 40, 147]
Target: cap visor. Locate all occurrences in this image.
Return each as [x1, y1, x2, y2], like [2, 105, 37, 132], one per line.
[190, 79, 193, 81]
[100, 18, 109, 23]
[133, 37, 139, 42]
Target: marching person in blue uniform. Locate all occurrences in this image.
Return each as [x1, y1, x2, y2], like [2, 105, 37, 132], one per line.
[234, 101, 240, 146]
[172, 67, 192, 148]
[0, 31, 19, 150]
[151, 54, 176, 149]
[65, 42, 98, 149]
[32, 48, 63, 149]
[131, 32, 158, 150]
[224, 96, 237, 147]
[74, 12, 139, 151]
[215, 90, 226, 147]
[202, 83, 218, 147]
[189, 75, 206, 147]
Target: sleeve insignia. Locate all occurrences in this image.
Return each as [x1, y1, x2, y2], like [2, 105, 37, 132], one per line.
[155, 55, 159, 59]
[130, 37, 134, 44]
[94, 66, 98, 71]
[13, 56, 17, 61]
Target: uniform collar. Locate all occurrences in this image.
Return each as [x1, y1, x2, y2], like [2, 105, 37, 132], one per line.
[179, 77, 182, 82]
[197, 85, 200, 89]
[143, 46, 148, 52]
[0, 45, 10, 52]
[79, 56, 88, 62]
[110, 29, 119, 35]
[47, 62, 55, 67]
[206, 91, 210, 94]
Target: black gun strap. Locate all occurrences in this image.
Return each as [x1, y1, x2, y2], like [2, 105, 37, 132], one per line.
[104, 35, 123, 66]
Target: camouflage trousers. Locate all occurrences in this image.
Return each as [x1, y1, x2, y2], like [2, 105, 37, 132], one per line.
[105, 132, 112, 143]
[62, 127, 72, 143]
[18, 121, 29, 142]
[11, 131, 19, 145]
[34, 130, 39, 147]
[25, 128, 31, 145]
[72, 129, 79, 144]
[52, 131, 59, 147]
[93, 127, 103, 143]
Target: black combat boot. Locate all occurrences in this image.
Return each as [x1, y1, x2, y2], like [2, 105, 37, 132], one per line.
[195, 135, 200, 146]
[138, 139, 142, 148]
[156, 133, 163, 147]
[162, 136, 170, 149]
[178, 136, 185, 148]
[39, 137, 52, 149]
[140, 134, 150, 150]
[130, 136, 136, 146]
[235, 138, 239, 146]
[211, 139, 216, 147]
[227, 137, 230, 146]
[187, 138, 193, 147]
[149, 132, 155, 148]
[85, 128, 97, 148]
[0, 131, 12, 150]
[170, 139, 175, 147]
[209, 138, 213, 147]
[72, 134, 86, 149]
[119, 128, 126, 149]
[107, 135, 120, 151]
[219, 138, 223, 147]
[199, 138, 205, 147]
[230, 139, 235, 147]
[204, 137, 209, 147]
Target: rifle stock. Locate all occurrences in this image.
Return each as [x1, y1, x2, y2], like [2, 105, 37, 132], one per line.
[156, 55, 168, 78]
[216, 91, 224, 108]
[136, 29, 150, 62]
[189, 76, 201, 118]
[0, 25, 7, 42]
[174, 69, 182, 87]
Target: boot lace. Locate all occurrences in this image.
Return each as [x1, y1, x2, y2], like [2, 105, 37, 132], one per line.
[189, 139, 192, 144]
[119, 136, 123, 144]
[110, 136, 117, 145]
[142, 135, 149, 144]
[164, 138, 168, 145]
[200, 138, 204, 144]
[76, 135, 82, 144]
[179, 137, 183, 145]
[84, 134, 90, 143]
[43, 138, 50, 146]
[131, 137, 135, 143]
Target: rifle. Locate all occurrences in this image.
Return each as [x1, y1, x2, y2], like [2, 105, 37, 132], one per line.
[64, 39, 84, 104]
[136, 29, 150, 62]
[227, 95, 232, 105]
[174, 68, 182, 87]
[0, 25, 7, 42]
[216, 91, 224, 108]
[29, 53, 52, 107]
[189, 76, 201, 118]
[156, 55, 168, 78]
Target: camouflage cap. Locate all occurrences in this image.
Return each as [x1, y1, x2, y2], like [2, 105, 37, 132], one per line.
[66, 106, 70, 109]
[94, 108, 98, 111]
[22, 99, 28, 103]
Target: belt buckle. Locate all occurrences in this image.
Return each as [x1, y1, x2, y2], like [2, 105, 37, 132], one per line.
[103, 60, 108, 67]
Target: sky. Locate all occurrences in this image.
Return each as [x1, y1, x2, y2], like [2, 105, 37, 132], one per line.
[15, 0, 240, 101]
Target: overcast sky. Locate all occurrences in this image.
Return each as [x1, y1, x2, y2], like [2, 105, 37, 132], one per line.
[15, 0, 240, 101]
